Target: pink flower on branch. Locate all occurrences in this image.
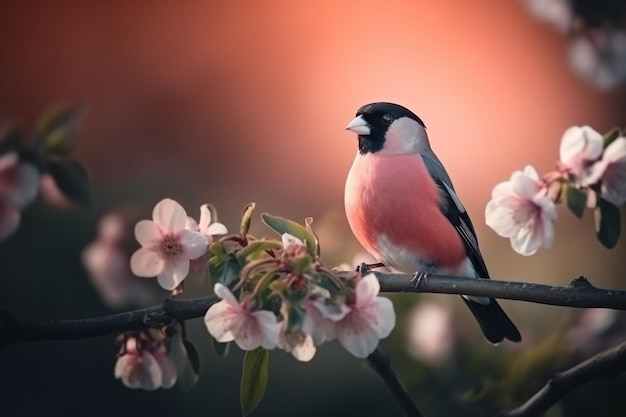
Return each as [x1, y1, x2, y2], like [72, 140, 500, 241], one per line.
[130, 198, 208, 290]
[336, 274, 395, 358]
[485, 166, 557, 256]
[559, 125, 604, 183]
[204, 283, 279, 350]
[582, 137, 626, 207]
[114, 337, 177, 390]
[277, 321, 316, 362]
[0, 152, 39, 241]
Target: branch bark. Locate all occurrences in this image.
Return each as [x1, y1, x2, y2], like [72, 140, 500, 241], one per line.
[495, 340, 626, 417]
[374, 273, 626, 309]
[1, 273, 625, 417]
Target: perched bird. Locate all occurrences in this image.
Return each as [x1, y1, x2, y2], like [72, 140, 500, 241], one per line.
[344, 102, 521, 344]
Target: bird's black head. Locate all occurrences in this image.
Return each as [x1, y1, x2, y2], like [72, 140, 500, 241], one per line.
[346, 102, 426, 154]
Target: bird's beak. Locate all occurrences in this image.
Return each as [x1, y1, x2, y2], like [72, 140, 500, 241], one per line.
[345, 115, 371, 135]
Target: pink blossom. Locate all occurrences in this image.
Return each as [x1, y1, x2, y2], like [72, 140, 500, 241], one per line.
[130, 198, 208, 290]
[114, 337, 177, 390]
[485, 166, 557, 256]
[0, 152, 39, 241]
[522, 0, 573, 33]
[277, 321, 316, 362]
[204, 283, 279, 350]
[406, 301, 455, 366]
[303, 297, 350, 345]
[582, 137, 626, 206]
[559, 125, 604, 182]
[185, 204, 228, 243]
[335, 274, 395, 358]
[83, 213, 161, 309]
[0, 152, 39, 208]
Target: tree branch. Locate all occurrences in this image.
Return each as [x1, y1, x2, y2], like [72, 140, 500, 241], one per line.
[0, 295, 218, 349]
[495, 340, 626, 417]
[1, 273, 625, 350]
[367, 348, 427, 417]
[374, 273, 626, 309]
[1, 273, 625, 417]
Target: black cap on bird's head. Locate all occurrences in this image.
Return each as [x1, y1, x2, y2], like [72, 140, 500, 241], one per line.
[345, 102, 427, 155]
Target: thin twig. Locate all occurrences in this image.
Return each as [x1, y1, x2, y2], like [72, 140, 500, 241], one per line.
[495, 340, 626, 417]
[367, 348, 427, 417]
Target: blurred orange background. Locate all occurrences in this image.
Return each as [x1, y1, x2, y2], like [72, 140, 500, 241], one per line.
[1, 1, 625, 416]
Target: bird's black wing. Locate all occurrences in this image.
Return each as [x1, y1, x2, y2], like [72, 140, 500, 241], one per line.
[420, 153, 489, 279]
[420, 153, 521, 343]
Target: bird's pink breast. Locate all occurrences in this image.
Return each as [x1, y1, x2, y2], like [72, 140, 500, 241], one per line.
[344, 153, 466, 269]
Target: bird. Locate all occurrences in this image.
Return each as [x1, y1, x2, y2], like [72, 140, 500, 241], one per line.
[344, 102, 521, 344]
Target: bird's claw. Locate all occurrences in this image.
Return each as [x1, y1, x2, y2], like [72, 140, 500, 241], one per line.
[410, 264, 436, 289]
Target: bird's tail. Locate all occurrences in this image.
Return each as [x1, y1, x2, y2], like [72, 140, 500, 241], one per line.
[461, 297, 521, 344]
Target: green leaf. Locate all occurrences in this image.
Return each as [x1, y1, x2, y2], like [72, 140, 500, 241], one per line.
[240, 348, 269, 416]
[183, 339, 201, 375]
[209, 253, 241, 286]
[212, 338, 231, 357]
[236, 240, 282, 261]
[35, 106, 84, 155]
[595, 198, 621, 249]
[261, 213, 317, 256]
[46, 159, 90, 205]
[604, 127, 621, 148]
[240, 202, 256, 235]
[166, 332, 199, 391]
[565, 186, 587, 218]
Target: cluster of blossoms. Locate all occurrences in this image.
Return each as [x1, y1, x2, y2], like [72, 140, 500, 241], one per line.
[0, 152, 39, 241]
[522, 0, 626, 89]
[114, 331, 178, 390]
[128, 199, 396, 366]
[204, 233, 396, 360]
[486, 125, 626, 255]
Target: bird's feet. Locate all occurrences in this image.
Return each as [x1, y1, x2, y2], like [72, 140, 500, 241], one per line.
[356, 262, 386, 275]
[410, 264, 436, 289]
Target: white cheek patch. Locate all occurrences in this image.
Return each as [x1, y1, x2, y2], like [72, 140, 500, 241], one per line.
[379, 117, 429, 156]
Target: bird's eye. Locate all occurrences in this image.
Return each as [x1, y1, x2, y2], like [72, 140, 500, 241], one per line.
[381, 114, 393, 125]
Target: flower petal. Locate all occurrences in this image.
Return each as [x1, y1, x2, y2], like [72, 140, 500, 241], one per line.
[282, 233, 305, 248]
[134, 220, 160, 247]
[356, 274, 380, 304]
[291, 334, 316, 362]
[206, 222, 228, 236]
[374, 297, 396, 338]
[337, 323, 379, 358]
[204, 300, 236, 342]
[136, 351, 163, 391]
[157, 260, 190, 290]
[198, 204, 212, 231]
[2, 162, 39, 208]
[180, 229, 208, 260]
[214, 283, 240, 306]
[254, 310, 280, 350]
[154, 350, 177, 389]
[153, 198, 187, 233]
[130, 247, 164, 277]
[604, 137, 626, 163]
